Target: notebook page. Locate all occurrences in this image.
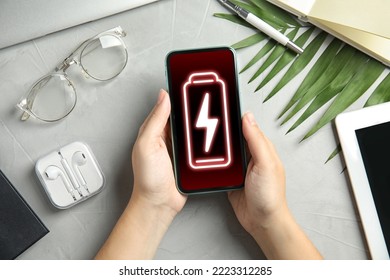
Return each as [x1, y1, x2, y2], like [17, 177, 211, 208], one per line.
[309, 0, 390, 39]
[266, 0, 315, 18]
[315, 18, 390, 66]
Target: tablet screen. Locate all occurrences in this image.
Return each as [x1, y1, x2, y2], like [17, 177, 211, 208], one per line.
[356, 122, 390, 253]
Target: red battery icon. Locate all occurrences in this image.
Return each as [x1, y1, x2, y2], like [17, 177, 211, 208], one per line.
[182, 71, 232, 170]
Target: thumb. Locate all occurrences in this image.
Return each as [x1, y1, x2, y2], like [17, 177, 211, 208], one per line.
[241, 112, 271, 166]
[139, 90, 171, 139]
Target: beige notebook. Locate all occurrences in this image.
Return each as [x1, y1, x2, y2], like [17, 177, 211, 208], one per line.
[266, 0, 390, 66]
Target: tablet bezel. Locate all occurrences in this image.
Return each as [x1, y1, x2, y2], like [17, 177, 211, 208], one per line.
[336, 102, 390, 259]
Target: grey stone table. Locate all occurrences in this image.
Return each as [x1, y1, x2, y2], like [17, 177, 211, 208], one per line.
[0, 0, 368, 259]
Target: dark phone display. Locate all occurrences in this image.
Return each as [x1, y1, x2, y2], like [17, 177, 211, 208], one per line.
[356, 122, 390, 253]
[166, 47, 246, 193]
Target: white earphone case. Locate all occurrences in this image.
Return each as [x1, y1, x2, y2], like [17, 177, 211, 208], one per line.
[35, 142, 105, 209]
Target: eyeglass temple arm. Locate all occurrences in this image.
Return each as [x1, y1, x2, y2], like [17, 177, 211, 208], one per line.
[55, 26, 126, 72]
[21, 110, 30, 121]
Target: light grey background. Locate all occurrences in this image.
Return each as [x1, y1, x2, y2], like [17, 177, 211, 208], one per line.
[0, 0, 374, 259]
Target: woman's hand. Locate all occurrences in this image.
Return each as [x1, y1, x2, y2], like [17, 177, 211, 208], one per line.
[95, 90, 187, 260]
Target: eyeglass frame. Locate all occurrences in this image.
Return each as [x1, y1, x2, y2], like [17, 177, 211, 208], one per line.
[17, 26, 128, 122]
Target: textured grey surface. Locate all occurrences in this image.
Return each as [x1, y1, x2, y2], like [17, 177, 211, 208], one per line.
[0, 0, 368, 259]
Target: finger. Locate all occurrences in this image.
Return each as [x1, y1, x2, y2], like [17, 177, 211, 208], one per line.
[227, 188, 244, 212]
[244, 141, 252, 165]
[162, 118, 172, 144]
[140, 89, 166, 131]
[139, 90, 171, 139]
[241, 112, 274, 167]
[163, 121, 173, 157]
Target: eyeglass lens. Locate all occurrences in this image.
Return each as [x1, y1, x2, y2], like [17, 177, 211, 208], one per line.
[80, 34, 127, 81]
[29, 75, 76, 122]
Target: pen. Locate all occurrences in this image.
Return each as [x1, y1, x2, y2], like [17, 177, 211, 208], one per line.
[218, 0, 303, 54]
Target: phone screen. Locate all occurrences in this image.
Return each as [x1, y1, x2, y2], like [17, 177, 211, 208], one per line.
[166, 47, 246, 194]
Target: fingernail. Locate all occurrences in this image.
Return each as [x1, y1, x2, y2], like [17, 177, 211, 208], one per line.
[157, 89, 166, 104]
[244, 112, 257, 125]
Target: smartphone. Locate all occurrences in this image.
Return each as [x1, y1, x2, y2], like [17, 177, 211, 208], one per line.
[166, 47, 246, 194]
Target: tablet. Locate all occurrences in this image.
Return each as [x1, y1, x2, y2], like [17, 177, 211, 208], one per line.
[336, 102, 390, 259]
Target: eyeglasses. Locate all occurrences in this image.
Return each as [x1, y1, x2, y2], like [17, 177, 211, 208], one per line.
[17, 26, 128, 122]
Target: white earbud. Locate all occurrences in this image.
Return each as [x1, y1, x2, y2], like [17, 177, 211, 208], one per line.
[44, 165, 76, 201]
[72, 151, 90, 193]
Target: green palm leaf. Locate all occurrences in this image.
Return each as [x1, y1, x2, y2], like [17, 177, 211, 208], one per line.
[264, 31, 327, 101]
[213, 13, 253, 29]
[240, 40, 275, 73]
[246, 0, 301, 26]
[279, 45, 356, 125]
[286, 50, 368, 134]
[249, 28, 295, 84]
[232, 33, 267, 50]
[325, 145, 342, 164]
[279, 38, 344, 120]
[230, 0, 290, 29]
[229, 1, 278, 28]
[302, 59, 386, 141]
[215, 0, 389, 161]
[364, 73, 390, 107]
[255, 27, 314, 90]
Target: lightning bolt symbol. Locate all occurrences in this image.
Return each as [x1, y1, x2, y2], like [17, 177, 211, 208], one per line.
[196, 93, 219, 153]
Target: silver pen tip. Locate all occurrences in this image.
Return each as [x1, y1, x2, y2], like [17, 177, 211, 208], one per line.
[286, 41, 304, 55]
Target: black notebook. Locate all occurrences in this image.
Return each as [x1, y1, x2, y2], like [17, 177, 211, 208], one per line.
[0, 170, 49, 259]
